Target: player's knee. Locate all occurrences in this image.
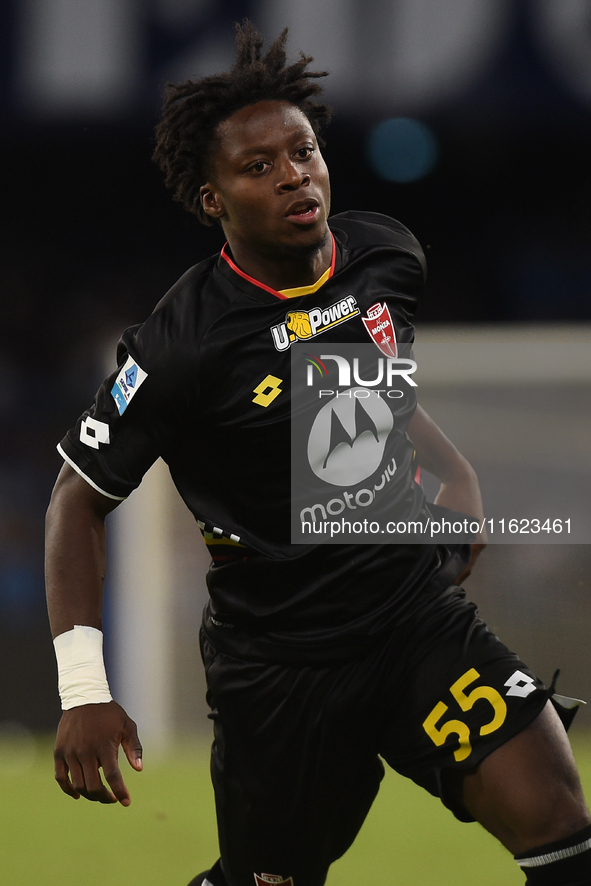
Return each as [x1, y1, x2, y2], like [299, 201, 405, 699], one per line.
[516, 759, 589, 848]
[462, 703, 590, 853]
[512, 707, 589, 849]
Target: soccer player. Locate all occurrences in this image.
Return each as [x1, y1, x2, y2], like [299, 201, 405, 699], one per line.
[45, 22, 590, 886]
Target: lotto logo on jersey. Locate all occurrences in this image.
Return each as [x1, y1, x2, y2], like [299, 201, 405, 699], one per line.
[80, 416, 110, 449]
[270, 296, 360, 351]
[111, 356, 148, 415]
[253, 375, 283, 407]
[362, 302, 397, 357]
[254, 875, 294, 886]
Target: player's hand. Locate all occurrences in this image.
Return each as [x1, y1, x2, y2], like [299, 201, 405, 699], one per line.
[53, 700, 143, 806]
[454, 541, 487, 584]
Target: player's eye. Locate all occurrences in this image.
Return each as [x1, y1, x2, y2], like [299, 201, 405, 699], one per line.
[248, 160, 269, 173]
[296, 146, 314, 159]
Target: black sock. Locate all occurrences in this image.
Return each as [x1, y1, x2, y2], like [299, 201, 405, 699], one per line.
[515, 824, 591, 884]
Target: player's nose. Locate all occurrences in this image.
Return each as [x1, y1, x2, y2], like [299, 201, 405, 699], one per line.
[276, 159, 310, 192]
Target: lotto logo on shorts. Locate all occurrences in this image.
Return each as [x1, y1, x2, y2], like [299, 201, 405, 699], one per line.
[504, 670, 536, 698]
[254, 874, 294, 886]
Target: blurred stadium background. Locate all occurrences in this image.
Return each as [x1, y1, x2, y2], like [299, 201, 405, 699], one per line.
[1, 1, 590, 882]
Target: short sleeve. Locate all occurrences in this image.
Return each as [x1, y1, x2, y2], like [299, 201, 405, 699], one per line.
[58, 323, 185, 499]
[329, 211, 427, 338]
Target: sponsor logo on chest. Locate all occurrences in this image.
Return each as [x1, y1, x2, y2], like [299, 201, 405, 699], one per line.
[270, 296, 360, 351]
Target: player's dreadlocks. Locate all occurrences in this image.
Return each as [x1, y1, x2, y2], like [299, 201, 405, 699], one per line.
[153, 21, 332, 225]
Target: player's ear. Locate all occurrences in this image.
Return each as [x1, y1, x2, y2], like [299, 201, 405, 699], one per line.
[200, 184, 226, 220]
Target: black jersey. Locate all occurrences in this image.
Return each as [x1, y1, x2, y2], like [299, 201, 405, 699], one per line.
[59, 211, 470, 661]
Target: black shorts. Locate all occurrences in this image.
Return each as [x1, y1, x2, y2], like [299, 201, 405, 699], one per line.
[200, 586, 549, 886]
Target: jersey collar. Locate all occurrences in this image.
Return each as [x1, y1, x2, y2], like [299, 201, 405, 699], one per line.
[218, 233, 336, 302]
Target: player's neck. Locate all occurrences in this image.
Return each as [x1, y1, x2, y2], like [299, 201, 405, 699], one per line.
[225, 234, 333, 291]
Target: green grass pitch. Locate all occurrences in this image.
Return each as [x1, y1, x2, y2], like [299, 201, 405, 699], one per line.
[2, 732, 590, 885]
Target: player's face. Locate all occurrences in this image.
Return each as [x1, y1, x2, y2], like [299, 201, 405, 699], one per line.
[200, 100, 331, 259]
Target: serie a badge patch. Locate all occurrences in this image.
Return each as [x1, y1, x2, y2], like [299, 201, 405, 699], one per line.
[111, 355, 148, 415]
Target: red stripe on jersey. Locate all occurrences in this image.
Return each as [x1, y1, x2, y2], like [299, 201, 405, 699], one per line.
[328, 233, 337, 276]
[220, 235, 336, 299]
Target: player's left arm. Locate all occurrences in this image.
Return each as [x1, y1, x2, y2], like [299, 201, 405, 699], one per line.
[407, 404, 486, 580]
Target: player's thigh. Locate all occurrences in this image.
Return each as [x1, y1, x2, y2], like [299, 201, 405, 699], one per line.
[202, 636, 384, 886]
[458, 699, 590, 855]
[377, 586, 550, 822]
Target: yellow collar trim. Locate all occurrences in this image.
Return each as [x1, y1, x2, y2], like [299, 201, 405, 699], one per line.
[278, 265, 332, 298]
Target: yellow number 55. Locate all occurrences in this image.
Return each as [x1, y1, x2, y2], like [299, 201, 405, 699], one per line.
[422, 668, 507, 762]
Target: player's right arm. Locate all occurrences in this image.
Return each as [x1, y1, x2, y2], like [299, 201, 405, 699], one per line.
[407, 404, 487, 582]
[45, 462, 143, 806]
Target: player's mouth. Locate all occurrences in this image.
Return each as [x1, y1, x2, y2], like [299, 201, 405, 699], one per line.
[285, 200, 320, 224]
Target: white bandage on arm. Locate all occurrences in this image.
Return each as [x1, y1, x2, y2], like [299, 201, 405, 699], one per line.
[53, 625, 113, 710]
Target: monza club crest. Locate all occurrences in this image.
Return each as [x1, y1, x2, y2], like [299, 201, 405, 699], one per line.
[254, 875, 294, 886]
[362, 301, 397, 357]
